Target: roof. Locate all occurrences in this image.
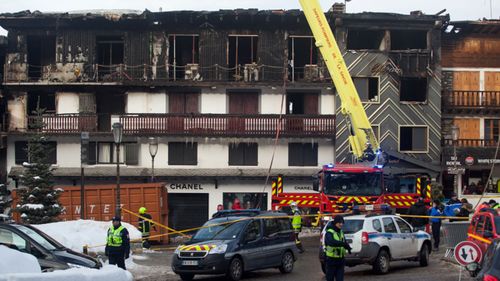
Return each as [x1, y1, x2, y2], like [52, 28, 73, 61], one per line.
[446, 20, 500, 35]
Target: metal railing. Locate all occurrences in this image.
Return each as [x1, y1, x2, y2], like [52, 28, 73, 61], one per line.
[443, 91, 500, 108]
[444, 139, 498, 147]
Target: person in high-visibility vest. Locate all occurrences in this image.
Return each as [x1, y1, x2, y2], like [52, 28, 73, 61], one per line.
[138, 207, 156, 249]
[290, 202, 305, 253]
[324, 215, 351, 281]
[105, 216, 130, 270]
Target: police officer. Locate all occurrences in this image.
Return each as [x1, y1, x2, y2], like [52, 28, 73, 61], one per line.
[290, 202, 304, 253]
[138, 207, 156, 249]
[105, 216, 130, 270]
[324, 215, 351, 281]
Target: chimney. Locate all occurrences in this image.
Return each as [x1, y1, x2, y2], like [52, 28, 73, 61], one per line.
[329, 3, 346, 14]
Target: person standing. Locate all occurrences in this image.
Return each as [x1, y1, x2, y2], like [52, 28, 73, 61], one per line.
[138, 207, 155, 249]
[429, 200, 443, 250]
[407, 197, 429, 231]
[324, 215, 351, 281]
[290, 202, 305, 253]
[105, 216, 130, 270]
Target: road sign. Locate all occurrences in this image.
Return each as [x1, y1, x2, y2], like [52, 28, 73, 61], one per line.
[454, 241, 483, 266]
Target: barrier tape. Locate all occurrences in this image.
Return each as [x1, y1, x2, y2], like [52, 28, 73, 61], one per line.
[467, 233, 492, 245]
[122, 208, 190, 238]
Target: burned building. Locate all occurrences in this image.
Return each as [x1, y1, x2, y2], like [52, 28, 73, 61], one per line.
[0, 8, 446, 225]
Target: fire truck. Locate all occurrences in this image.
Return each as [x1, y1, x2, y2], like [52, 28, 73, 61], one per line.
[271, 0, 432, 216]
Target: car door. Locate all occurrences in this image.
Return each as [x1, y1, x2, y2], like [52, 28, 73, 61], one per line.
[262, 218, 282, 266]
[394, 217, 417, 258]
[240, 219, 264, 271]
[381, 217, 402, 259]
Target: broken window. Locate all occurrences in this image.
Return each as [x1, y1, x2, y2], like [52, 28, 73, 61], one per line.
[286, 92, 319, 115]
[228, 143, 258, 166]
[288, 143, 318, 166]
[27, 35, 56, 80]
[391, 30, 427, 50]
[96, 92, 125, 131]
[228, 35, 258, 81]
[399, 126, 428, 152]
[15, 141, 57, 164]
[347, 29, 385, 50]
[96, 36, 124, 77]
[168, 142, 198, 165]
[353, 77, 379, 102]
[94, 142, 138, 165]
[27, 92, 56, 114]
[400, 77, 427, 102]
[288, 36, 318, 81]
[168, 35, 199, 80]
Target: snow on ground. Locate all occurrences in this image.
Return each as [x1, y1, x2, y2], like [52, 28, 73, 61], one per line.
[34, 220, 141, 253]
[0, 245, 41, 274]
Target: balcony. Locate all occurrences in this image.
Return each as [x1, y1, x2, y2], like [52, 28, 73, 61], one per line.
[443, 139, 498, 147]
[26, 114, 336, 138]
[442, 91, 500, 114]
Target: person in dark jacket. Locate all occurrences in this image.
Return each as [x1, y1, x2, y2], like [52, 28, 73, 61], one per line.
[324, 215, 352, 281]
[138, 207, 156, 249]
[407, 197, 429, 231]
[447, 193, 461, 205]
[105, 216, 130, 270]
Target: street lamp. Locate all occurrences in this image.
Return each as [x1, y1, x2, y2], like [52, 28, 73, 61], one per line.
[149, 137, 158, 182]
[451, 125, 460, 195]
[112, 122, 123, 218]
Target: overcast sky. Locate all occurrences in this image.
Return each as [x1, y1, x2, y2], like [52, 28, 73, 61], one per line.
[0, 0, 498, 35]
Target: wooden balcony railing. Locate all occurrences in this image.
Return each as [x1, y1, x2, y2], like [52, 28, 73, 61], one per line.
[444, 139, 498, 147]
[443, 91, 500, 108]
[26, 114, 336, 137]
[119, 114, 335, 137]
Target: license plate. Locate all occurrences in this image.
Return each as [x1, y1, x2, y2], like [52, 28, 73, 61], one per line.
[182, 260, 199, 266]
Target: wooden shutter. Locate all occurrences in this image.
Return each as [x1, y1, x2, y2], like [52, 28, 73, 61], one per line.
[183, 142, 198, 165]
[229, 91, 258, 114]
[79, 93, 96, 113]
[302, 143, 318, 166]
[245, 143, 258, 166]
[47, 142, 57, 164]
[228, 144, 244, 165]
[125, 143, 139, 165]
[169, 93, 184, 113]
[185, 93, 200, 113]
[304, 93, 319, 114]
[288, 143, 303, 166]
[88, 142, 97, 165]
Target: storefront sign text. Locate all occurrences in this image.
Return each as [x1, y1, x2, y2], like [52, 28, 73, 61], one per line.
[169, 183, 203, 190]
[478, 159, 500, 164]
[294, 186, 314, 190]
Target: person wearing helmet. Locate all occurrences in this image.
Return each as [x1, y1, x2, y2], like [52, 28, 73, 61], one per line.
[138, 207, 156, 249]
[324, 215, 351, 281]
[290, 202, 304, 253]
[105, 216, 130, 270]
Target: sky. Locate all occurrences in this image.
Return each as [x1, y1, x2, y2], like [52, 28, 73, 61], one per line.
[0, 0, 498, 35]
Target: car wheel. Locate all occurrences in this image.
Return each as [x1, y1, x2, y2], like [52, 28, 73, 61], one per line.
[419, 244, 429, 267]
[226, 257, 243, 281]
[179, 273, 194, 281]
[373, 249, 390, 274]
[279, 251, 294, 274]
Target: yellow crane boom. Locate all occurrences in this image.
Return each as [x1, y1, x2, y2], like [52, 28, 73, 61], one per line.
[299, 0, 383, 165]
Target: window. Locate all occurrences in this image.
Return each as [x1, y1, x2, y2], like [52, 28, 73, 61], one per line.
[485, 119, 499, 142]
[286, 92, 319, 114]
[228, 35, 258, 80]
[28, 92, 56, 114]
[27, 35, 55, 79]
[264, 219, 280, 237]
[399, 126, 428, 152]
[288, 36, 318, 81]
[168, 35, 199, 79]
[168, 142, 197, 165]
[372, 219, 382, 232]
[353, 77, 379, 102]
[229, 143, 258, 166]
[400, 77, 427, 102]
[0, 229, 27, 251]
[395, 218, 412, 233]
[278, 218, 292, 232]
[244, 220, 261, 242]
[391, 30, 427, 50]
[15, 141, 56, 165]
[347, 29, 385, 50]
[223, 193, 267, 210]
[92, 142, 138, 165]
[288, 143, 318, 166]
[382, 217, 397, 233]
[96, 36, 124, 76]
[343, 220, 364, 234]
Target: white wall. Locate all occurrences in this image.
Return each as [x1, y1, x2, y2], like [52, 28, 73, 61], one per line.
[201, 90, 226, 113]
[56, 92, 79, 114]
[126, 92, 166, 113]
[261, 91, 286, 114]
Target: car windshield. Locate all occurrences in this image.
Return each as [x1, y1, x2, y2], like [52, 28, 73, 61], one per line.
[324, 172, 382, 196]
[191, 218, 248, 242]
[14, 225, 63, 251]
[343, 220, 364, 234]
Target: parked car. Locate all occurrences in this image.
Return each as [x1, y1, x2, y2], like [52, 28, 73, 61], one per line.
[0, 223, 101, 271]
[466, 238, 500, 280]
[468, 209, 500, 254]
[172, 210, 298, 281]
[319, 214, 432, 274]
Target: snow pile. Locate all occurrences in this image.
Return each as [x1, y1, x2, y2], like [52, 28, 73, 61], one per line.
[0, 245, 41, 274]
[34, 220, 141, 253]
[21, 203, 44, 209]
[0, 265, 132, 281]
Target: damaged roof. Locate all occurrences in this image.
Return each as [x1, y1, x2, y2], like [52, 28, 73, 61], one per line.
[445, 19, 500, 35]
